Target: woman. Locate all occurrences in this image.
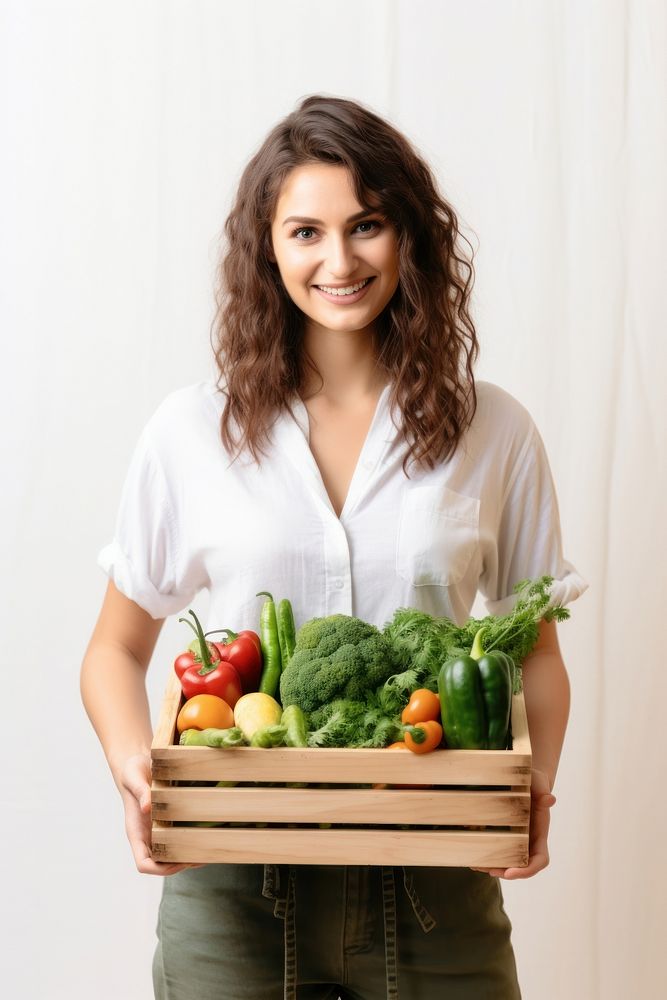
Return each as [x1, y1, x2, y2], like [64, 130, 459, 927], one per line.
[81, 94, 587, 1000]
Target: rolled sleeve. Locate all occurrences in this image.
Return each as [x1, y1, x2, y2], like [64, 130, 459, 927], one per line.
[480, 423, 588, 616]
[97, 427, 200, 619]
[97, 540, 195, 620]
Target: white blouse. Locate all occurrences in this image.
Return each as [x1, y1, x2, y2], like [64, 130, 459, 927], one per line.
[98, 380, 587, 633]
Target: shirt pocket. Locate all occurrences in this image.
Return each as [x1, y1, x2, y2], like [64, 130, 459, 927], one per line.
[396, 484, 480, 587]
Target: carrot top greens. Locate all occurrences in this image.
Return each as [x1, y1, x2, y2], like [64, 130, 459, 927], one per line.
[382, 575, 570, 699]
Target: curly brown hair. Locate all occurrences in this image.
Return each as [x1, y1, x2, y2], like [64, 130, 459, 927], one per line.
[211, 93, 479, 477]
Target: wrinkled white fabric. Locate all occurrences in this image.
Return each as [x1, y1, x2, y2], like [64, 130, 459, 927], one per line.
[98, 379, 587, 630]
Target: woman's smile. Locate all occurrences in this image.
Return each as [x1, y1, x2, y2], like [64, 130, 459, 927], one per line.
[313, 276, 376, 303]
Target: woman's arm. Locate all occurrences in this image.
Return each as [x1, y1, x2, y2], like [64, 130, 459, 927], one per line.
[470, 617, 567, 879]
[521, 617, 570, 793]
[81, 580, 162, 781]
[80, 580, 198, 875]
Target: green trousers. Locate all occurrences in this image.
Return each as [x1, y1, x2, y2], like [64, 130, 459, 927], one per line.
[153, 863, 521, 1000]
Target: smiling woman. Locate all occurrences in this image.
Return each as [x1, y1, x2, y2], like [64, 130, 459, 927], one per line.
[82, 92, 586, 1000]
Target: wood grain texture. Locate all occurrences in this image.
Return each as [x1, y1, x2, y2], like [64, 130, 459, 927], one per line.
[151, 746, 531, 784]
[151, 827, 530, 867]
[152, 785, 530, 825]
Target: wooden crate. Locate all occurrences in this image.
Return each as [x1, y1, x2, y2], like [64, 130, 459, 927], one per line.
[151, 670, 532, 867]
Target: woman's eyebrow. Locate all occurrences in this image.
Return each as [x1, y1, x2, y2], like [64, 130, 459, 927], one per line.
[281, 208, 377, 227]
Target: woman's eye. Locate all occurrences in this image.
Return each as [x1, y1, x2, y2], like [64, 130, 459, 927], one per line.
[291, 220, 381, 241]
[356, 221, 380, 234]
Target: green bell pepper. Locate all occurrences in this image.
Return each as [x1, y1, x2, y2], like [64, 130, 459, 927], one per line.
[438, 627, 514, 749]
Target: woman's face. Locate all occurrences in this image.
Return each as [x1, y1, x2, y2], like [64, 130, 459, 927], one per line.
[269, 163, 400, 338]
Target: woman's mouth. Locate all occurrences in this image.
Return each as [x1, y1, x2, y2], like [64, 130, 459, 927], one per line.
[313, 276, 375, 303]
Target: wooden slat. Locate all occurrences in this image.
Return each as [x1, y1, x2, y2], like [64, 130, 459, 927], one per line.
[151, 826, 529, 868]
[510, 692, 532, 755]
[151, 779, 174, 831]
[152, 786, 531, 826]
[151, 670, 182, 751]
[151, 745, 531, 784]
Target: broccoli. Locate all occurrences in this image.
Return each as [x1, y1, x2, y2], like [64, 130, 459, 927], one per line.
[279, 614, 401, 714]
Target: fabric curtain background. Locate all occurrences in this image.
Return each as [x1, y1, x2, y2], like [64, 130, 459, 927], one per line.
[1, 2, 664, 998]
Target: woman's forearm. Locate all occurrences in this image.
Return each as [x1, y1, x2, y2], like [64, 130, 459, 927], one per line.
[80, 640, 154, 789]
[520, 645, 571, 792]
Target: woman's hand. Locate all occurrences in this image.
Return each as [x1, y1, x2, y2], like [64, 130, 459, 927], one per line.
[119, 752, 205, 876]
[469, 767, 556, 880]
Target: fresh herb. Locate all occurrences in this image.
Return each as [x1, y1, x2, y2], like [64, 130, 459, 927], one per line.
[383, 576, 569, 695]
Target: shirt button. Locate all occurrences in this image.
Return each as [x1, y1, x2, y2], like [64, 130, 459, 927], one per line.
[362, 459, 374, 470]
[334, 578, 344, 590]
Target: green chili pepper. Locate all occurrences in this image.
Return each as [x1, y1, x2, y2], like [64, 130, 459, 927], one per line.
[256, 591, 282, 696]
[277, 598, 297, 670]
[438, 627, 513, 749]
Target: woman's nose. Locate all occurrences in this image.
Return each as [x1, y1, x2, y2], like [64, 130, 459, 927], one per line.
[324, 235, 357, 277]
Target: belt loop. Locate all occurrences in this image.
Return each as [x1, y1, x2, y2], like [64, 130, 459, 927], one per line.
[262, 863, 281, 901]
[263, 863, 289, 919]
[381, 866, 399, 1000]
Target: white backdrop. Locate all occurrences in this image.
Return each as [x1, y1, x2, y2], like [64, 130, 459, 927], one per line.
[2, 1, 666, 998]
